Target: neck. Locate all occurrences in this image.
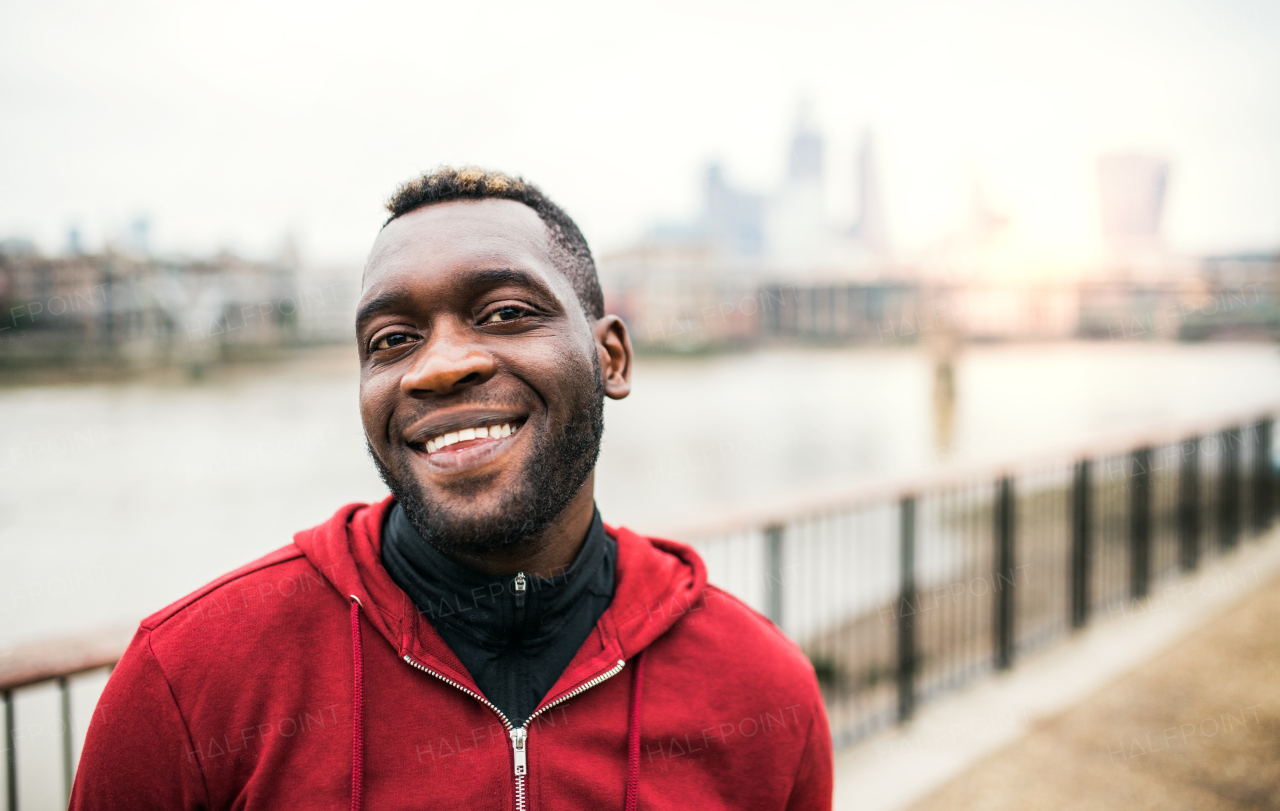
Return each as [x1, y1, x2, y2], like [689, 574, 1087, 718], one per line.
[441, 473, 597, 578]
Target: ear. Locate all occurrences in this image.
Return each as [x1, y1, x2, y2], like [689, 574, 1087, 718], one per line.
[592, 315, 633, 400]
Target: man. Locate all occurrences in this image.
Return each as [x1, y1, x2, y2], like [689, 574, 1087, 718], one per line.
[72, 167, 833, 809]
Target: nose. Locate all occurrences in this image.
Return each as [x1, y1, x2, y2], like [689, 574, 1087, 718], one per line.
[400, 319, 497, 396]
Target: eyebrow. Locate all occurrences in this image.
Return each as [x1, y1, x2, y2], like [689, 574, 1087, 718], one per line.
[354, 267, 559, 332]
[354, 289, 414, 333]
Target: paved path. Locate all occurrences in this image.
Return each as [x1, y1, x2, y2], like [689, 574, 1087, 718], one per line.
[834, 527, 1280, 811]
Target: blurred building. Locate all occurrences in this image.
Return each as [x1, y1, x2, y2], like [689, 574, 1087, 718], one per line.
[1095, 153, 1178, 284]
[0, 243, 354, 373]
[1191, 253, 1280, 339]
[600, 112, 902, 349]
[849, 131, 889, 254]
[1074, 252, 1280, 341]
[703, 163, 767, 259]
[1097, 153, 1169, 248]
[605, 124, 1273, 350]
[766, 110, 831, 271]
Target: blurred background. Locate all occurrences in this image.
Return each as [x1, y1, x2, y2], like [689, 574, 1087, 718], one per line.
[2, 0, 1279, 808]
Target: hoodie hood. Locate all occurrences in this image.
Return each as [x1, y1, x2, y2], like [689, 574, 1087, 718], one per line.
[293, 496, 707, 706]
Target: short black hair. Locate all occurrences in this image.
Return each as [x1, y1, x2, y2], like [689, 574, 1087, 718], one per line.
[384, 167, 604, 320]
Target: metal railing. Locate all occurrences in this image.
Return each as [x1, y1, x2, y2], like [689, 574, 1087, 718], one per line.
[1, 630, 129, 809]
[1, 411, 1276, 806]
[683, 411, 1277, 748]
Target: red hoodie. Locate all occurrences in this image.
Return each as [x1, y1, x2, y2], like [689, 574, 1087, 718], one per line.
[71, 498, 832, 809]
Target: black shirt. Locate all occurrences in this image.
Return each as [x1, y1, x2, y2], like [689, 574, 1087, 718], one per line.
[380, 503, 616, 726]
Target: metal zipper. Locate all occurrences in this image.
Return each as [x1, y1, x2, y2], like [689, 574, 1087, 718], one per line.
[513, 572, 527, 629]
[524, 658, 626, 725]
[403, 654, 627, 811]
[402, 655, 514, 727]
[510, 728, 528, 808]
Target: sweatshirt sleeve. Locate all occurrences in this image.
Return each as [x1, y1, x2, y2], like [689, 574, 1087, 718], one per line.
[70, 628, 209, 810]
[786, 697, 834, 811]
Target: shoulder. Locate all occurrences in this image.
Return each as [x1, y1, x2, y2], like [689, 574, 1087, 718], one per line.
[139, 543, 342, 646]
[634, 577, 830, 784]
[701, 583, 814, 672]
[610, 525, 818, 696]
[123, 543, 354, 725]
[649, 579, 822, 706]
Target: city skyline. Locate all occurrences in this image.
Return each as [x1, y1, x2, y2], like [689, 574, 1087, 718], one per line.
[2, 0, 1278, 268]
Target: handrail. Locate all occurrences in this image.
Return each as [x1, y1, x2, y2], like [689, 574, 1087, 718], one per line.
[2, 626, 132, 810]
[0, 626, 133, 693]
[656, 405, 1279, 539]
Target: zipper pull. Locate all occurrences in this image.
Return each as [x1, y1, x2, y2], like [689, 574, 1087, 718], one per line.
[513, 572, 527, 628]
[509, 727, 528, 775]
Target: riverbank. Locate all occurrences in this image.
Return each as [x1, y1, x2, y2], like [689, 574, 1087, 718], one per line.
[0, 343, 357, 389]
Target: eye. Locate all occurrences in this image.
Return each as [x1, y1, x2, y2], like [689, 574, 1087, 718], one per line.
[481, 305, 530, 324]
[371, 332, 418, 351]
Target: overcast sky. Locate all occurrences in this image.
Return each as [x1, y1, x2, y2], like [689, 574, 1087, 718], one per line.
[2, 0, 1278, 267]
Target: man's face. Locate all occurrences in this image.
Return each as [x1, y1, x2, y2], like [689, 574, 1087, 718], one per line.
[357, 199, 628, 557]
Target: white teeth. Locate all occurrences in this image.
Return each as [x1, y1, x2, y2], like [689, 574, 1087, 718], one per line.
[423, 422, 517, 453]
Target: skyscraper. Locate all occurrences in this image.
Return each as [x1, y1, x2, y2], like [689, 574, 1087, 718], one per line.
[850, 130, 888, 254]
[1097, 153, 1169, 249]
[767, 108, 828, 270]
[703, 163, 766, 258]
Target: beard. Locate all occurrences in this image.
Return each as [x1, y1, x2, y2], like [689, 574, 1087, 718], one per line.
[369, 357, 605, 559]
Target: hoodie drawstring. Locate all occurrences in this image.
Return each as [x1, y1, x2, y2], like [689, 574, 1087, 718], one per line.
[350, 597, 365, 811]
[624, 650, 646, 811]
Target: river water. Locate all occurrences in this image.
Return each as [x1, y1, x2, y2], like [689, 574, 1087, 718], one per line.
[2, 341, 1280, 650]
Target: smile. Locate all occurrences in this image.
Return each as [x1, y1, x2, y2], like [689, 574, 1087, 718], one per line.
[422, 421, 521, 455]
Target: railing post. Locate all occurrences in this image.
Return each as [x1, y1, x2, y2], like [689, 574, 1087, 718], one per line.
[896, 497, 916, 723]
[1130, 447, 1152, 600]
[60, 677, 73, 804]
[764, 524, 784, 628]
[1220, 427, 1241, 550]
[1071, 460, 1091, 629]
[1253, 419, 1273, 532]
[4, 688, 14, 811]
[995, 477, 1015, 670]
[1179, 437, 1201, 572]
